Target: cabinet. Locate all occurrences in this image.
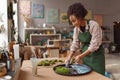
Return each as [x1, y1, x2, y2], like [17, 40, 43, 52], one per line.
[113, 23, 120, 52]
[23, 28, 56, 44]
[114, 23, 120, 44]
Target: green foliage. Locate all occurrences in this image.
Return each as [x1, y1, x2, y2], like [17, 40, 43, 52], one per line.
[37, 60, 50, 66]
[37, 59, 63, 66]
[55, 66, 70, 74]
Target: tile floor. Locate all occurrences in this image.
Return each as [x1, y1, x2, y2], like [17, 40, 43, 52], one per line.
[105, 53, 120, 80]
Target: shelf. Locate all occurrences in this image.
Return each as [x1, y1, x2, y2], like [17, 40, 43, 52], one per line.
[24, 28, 55, 31]
[102, 29, 111, 45]
[30, 34, 61, 46]
[47, 39, 72, 50]
[23, 28, 56, 43]
[48, 39, 72, 42]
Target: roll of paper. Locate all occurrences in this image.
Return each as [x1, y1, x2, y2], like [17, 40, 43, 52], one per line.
[13, 44, 19, 60]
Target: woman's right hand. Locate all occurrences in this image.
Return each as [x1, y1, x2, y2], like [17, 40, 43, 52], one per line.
[65, 58, 71, 67]
[64, 51, 74, 66]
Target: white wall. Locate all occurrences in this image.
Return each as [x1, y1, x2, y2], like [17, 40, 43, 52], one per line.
[0, 0, 8, 49]
[101, 0, 120, 42]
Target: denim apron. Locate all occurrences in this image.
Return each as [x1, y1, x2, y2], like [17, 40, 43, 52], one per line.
[78, 21, 105, 75]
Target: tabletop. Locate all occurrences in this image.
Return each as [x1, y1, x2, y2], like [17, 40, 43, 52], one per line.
[19, 59, 111, 80]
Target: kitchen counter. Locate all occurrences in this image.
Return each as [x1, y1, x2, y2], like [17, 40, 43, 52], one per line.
[19, 59, 111, 80]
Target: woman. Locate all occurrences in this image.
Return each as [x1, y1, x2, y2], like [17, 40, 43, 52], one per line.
[65, 3, 105, 75]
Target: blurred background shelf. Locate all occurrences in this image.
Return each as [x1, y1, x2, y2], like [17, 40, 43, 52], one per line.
[30, 34, 61, 46]
[24, 28, 56, 43]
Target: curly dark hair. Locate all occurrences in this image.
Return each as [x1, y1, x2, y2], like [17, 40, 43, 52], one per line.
[67, 3, 88, 19]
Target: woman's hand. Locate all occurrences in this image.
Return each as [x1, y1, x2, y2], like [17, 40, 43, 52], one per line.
[65, 51, 74, 65]
[74, 50, 91, 64]
[74, 55, 83, 64]
[65, 58, 71, 67]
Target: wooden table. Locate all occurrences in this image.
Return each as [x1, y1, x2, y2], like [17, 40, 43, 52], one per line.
[19, 60, 112, 80]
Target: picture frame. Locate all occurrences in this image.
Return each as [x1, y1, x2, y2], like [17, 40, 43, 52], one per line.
[31, 3, 44, 18]
[46, 8, 59, 23]
[60, 13, 68, 22]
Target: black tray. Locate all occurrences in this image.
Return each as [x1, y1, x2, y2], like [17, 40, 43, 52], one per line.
[53, 64, 92, 76]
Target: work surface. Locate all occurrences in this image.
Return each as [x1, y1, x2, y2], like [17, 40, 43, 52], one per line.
[19, 59, 111, 80]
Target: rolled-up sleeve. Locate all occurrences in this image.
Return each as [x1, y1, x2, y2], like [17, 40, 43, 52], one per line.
[70, 27, 80, 52]
[88, 21, 102, 52]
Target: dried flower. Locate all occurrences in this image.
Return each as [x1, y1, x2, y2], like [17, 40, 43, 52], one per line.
[22, 14, 31, 27]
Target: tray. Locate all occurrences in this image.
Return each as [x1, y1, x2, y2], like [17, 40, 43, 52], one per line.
[53, 64, 92, 76]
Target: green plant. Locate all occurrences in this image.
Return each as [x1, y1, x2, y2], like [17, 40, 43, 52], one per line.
[55, 66, 70, 74]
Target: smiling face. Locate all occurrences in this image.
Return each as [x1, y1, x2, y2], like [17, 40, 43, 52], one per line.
[69, 15, 84, 27]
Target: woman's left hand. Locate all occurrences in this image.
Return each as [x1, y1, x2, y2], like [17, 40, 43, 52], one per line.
[74, 50, 90, 64]
[74, 55, 83, 64]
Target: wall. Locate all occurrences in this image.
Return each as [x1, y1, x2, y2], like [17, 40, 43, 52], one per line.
[103, 0, 120, 42]
[0, 0, 8, 49]
[18, 0, 105, 42]
[18, 0, 120, 43]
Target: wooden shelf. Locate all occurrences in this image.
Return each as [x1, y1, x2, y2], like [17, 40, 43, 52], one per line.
[48, 39, 72, 46]
[30, 34, 61, 45]
[24, 28, 55, 31]
[23, 28, 56, 43]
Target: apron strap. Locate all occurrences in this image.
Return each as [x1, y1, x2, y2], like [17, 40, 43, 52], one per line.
[86, 20, 90, 29]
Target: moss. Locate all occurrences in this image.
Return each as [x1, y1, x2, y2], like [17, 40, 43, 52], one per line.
[49, 60, 56, 65]
[37, 60, 50, 66]
[58, 60, 63, 63]
[37, 59, 64, 66]
[55, 66, 70, 74]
